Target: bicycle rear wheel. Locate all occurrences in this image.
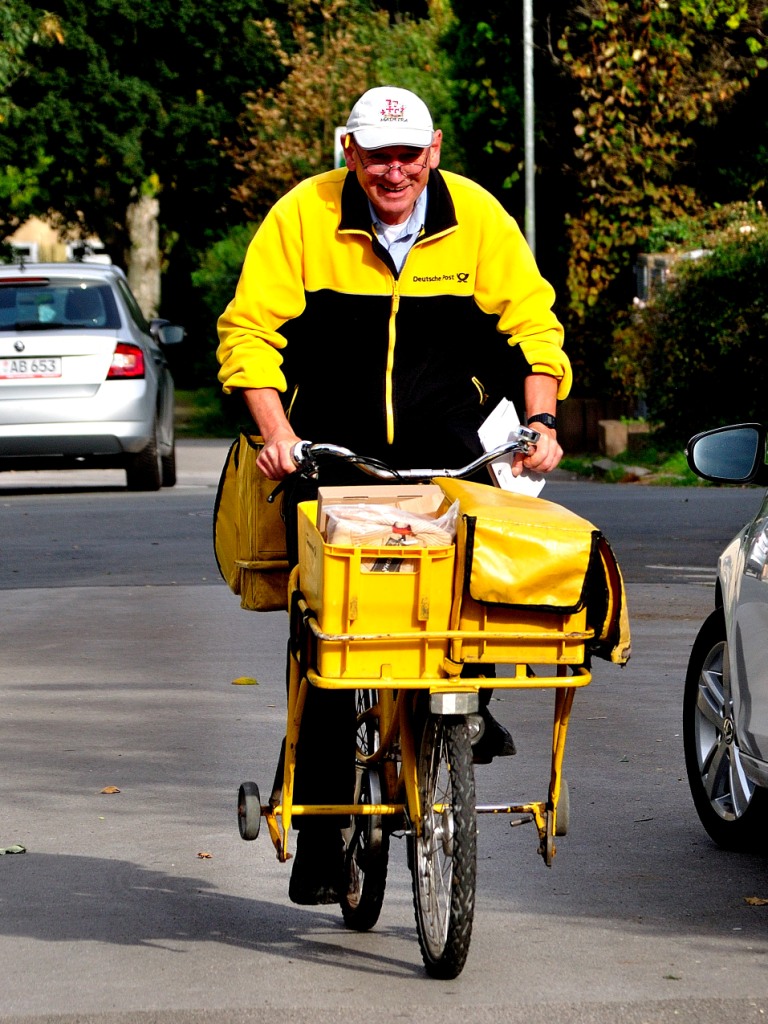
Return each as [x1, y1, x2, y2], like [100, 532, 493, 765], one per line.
[341, 689, 390, 931]
[409, 715, 477, 979]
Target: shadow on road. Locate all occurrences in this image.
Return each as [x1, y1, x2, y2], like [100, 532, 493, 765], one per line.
[0, 851, 422, 977]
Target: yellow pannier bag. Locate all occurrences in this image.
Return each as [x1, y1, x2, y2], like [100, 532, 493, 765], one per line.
[213, 434, 290, 612]
[435, 478, 631, 666]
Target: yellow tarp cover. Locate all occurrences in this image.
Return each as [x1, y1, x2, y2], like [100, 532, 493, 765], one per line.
[435, 477, 631, 664]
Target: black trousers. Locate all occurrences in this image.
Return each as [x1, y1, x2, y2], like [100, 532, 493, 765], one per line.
[283, 471, 359, 829]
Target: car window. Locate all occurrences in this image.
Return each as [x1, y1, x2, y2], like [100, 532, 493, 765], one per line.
[0, 280, 121, 330]
[115, 277, 151, 334]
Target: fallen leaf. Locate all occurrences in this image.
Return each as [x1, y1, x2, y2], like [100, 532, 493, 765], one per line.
[100, 786, 121, 794]
[744, 896, 768, 906]
[0, 843, 26, 855]
[232, 676, 258, 686]
[197, 851, 213, 859]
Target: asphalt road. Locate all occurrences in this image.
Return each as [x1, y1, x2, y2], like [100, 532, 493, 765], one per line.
[1, 442, 767, 1024]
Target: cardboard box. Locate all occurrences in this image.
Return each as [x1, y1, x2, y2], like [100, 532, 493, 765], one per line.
[316, 483, 447, 536]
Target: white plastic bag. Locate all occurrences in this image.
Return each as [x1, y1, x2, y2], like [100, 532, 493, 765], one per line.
[324, 500, 459, 548]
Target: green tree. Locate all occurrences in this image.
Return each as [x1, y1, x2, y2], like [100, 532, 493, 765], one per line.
[554, 0, 768, 388]
[444, 1, 576, 308]
[445, 1, 768, 397]
[612, 207, 768, 442]
[224, 0, 460, 221]
[2, 0, 291, 381]
[224, 0, 376, 220]
[0, 2, 63, 233]
[374, 0, 463, 172]
[557, 2, 766, 308]
[4, 2, 278, 308]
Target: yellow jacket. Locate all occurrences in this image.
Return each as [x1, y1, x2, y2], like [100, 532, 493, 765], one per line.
[217, 167, 569, 466]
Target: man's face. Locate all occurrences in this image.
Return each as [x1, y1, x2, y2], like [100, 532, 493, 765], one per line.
[343, 131, 442, 226]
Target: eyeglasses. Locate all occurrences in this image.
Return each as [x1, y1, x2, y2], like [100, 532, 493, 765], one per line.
[354, 143, 430, 178]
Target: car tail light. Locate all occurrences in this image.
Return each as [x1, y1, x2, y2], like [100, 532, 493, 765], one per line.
[108, 343, 145, 378]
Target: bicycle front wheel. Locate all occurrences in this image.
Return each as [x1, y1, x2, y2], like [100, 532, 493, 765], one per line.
[409, 715, 477, 979]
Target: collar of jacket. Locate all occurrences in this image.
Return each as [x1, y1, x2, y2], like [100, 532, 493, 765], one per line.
[338, 168, 458, 240]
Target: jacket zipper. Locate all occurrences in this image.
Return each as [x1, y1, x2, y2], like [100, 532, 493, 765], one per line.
[385, 283, 400, 445]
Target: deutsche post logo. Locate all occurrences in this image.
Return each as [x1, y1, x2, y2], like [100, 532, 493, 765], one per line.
[412, 271, 472, 284]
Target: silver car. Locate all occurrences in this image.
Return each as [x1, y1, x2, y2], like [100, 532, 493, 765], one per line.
[684, 422, 768, 850]
[0, 262, 184, 490]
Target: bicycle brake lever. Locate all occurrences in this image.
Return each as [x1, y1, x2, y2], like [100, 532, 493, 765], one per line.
[267, 479, 287, 503]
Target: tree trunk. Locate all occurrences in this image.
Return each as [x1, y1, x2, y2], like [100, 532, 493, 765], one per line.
[125, 194, 160, 320]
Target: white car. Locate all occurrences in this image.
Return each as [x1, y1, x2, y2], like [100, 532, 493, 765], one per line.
[684, 422, 768, 849]
[0, 262, 184, 490]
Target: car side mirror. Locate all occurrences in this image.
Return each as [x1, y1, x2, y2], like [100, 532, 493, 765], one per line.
[686, 423, 768, 484]
[150, 318, 185, 345]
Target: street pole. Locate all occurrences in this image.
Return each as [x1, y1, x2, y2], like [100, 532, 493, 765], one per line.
[523, 0, 535, 256]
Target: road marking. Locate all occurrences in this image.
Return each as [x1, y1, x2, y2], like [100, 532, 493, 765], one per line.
[646, 565, 714, 572]
[646, 564, 717, 584]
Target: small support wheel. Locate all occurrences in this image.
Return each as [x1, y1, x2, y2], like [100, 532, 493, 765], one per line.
[555, 777, 570, 837]
[238, 781, 261, 841]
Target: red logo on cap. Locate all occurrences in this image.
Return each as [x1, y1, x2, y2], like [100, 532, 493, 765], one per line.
[381, 98, 406, 121]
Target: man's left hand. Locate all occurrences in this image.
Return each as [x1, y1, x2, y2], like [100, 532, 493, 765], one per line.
[512, 425, 562, 476]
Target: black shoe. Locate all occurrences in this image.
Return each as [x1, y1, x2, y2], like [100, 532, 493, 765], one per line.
[470, 708, 517, 764]
[288, 826, 343, 906]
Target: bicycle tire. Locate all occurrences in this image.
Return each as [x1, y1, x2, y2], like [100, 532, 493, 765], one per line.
[341, 689, 390, 931]
[409, 715, 477, 979]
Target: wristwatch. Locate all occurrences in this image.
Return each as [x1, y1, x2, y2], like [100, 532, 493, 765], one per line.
[527, 412, 557, 430]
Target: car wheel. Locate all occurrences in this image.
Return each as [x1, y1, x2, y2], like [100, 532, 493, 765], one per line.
[125, 425, 162, 492]
[683, 608, 768, 851]
[161, 437, 177, 488]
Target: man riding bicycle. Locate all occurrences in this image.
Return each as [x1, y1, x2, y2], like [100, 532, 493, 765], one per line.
[217, 85, 572, 906]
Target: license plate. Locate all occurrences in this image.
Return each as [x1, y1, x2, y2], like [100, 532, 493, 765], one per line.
[0, 357, 62, 379]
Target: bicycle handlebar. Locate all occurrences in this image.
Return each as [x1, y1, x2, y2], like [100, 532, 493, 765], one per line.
[289, 426, 540, 482]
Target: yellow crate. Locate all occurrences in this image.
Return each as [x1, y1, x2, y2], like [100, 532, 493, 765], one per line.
[298, 501, 455, 679]
[451, 594, 589, 665]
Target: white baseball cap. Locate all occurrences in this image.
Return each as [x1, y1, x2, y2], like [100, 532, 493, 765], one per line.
[346, 86, 434, 150]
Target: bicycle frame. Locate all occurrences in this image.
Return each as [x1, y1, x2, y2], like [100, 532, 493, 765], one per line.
[234, 433, 628, 978]
[261, 568, 592, 868]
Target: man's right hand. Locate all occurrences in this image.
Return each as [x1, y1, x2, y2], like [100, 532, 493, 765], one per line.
[256, 435, 303, 480]
[242, 387, 303, 480]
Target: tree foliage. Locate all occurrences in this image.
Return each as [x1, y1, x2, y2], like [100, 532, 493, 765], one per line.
[4, 0, 279, 254]
[0, 3, 64, 230]
[0, 3, 63, 116]
[224, 0, 377, 220]
[557, 0, 768, 326]
[223, 0, 459, 220]
[5, 0, 768, 403]
[612, 203, 768, 442]
[445, 1, 768, 395]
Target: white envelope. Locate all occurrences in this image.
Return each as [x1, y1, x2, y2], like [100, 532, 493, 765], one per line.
[477, 398, 546, 497]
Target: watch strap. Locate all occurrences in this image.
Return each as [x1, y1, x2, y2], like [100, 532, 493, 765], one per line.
[527, 412, 557, 430]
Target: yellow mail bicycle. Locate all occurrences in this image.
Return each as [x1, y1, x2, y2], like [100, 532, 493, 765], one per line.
[235, 431, 630, 979]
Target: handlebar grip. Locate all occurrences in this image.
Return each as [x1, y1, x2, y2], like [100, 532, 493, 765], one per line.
[291, 440, 313, 468]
